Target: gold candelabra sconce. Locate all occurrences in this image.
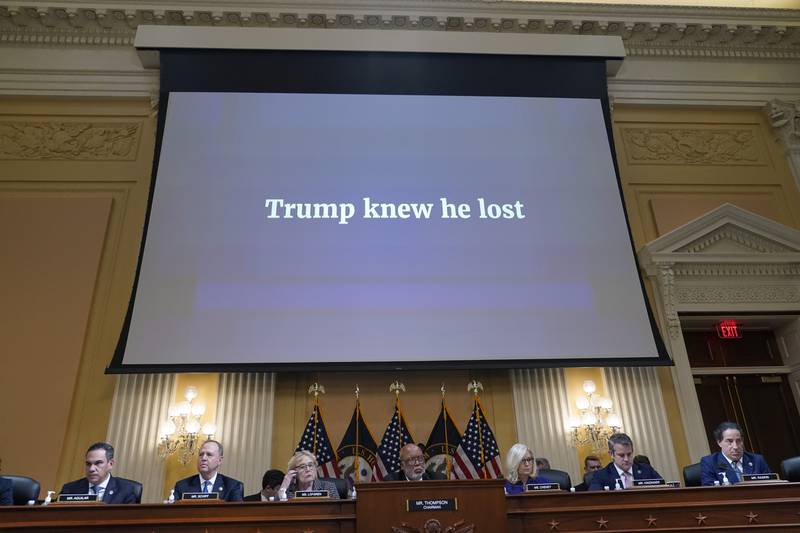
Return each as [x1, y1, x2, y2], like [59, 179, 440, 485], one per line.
[567, 380, 622, 454]
[158, 386, 217, 465]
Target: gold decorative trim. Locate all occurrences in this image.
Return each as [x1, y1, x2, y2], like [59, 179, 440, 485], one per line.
[0, 121, 141, 160]
[621, 127, 763, 165]
[0, 4, 798, 60]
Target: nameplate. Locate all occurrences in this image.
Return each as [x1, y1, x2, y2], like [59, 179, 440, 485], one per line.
[526, 483, 560, 491]
[632, 479, 666, 487]
[57, 494, 98, 503]
[665, 480, 681, 488]
[295, 490, 329, 498]
[181, 492, 220, 500]
[407, 498, 457, 512]
[742, 473, 779, 482]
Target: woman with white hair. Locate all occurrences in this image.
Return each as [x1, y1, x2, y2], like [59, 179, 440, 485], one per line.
[504, 443, 551, 495]
[277, 450, 340, 499]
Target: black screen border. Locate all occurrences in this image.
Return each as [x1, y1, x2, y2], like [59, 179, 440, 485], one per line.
[109, 48, 671, 374]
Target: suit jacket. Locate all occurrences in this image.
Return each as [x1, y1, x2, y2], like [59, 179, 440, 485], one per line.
[244, 492, 265, 501]
[384, 470, 446, 482]
[588, 462, 662, 491]
[0, 477, 12, 506]
[60, 475, 140, 504]
[700, 451, 771, 486]
[173, 473, 243, 502]
[286, 478, 340, 499]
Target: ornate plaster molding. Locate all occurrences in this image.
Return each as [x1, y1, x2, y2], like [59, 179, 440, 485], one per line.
[767, 99, 800, 152]
[675, 285, 800, 304]
[677, 224, 795, 254]
[0, 120, 141, 160]
[0, 2, 798, 60]
[620, 127, 763, 166]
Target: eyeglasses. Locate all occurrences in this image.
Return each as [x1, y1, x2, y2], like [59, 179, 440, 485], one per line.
[296, 463, 316, 471]
[402, 456, 425, 465]
[520, 458, 534, 464]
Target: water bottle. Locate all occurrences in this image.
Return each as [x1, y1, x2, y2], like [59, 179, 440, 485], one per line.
[168, 489, 175, 503]
[43, 491, 54, 506]
[350, 486, 357, 500]
[721, 472, 730, 486]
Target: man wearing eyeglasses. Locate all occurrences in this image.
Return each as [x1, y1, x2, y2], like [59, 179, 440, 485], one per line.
[385, 444, 446, 481]
[172, 440, 243, 501]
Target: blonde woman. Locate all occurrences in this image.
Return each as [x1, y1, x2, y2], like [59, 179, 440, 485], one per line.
[277, 450, 340, 499]
[504, 443, 550, 495]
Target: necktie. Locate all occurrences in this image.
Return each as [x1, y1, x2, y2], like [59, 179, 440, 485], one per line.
[203, 480, 211, 493]
[623, 471, 632, 489]
[91, 485, 104, 501]
[734, 461, 742, 474]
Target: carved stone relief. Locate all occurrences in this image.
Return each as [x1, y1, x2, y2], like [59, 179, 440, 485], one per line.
[0, 121, 140, 160]
[621, 127, 762, 165]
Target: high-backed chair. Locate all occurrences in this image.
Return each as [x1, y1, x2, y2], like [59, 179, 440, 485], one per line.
[537, 469, 571, 491]
[683, 462, 702, 487]
[117, 478, 143, 504]
[780, 456, 800, 482]
[319, 477, 349, 499]
[2, 475, 40, 505]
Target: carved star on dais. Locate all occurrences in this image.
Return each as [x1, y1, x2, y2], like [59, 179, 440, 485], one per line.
[695, 513, 708, 526]
[596, 516, 609, 529]
[548, 519, 560, 531]
[745, 511, 759, 524]
[645, 515, 658, 527]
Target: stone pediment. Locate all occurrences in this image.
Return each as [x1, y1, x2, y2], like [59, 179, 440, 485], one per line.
[639, 203, 800, 270]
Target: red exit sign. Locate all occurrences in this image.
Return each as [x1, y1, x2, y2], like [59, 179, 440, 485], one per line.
[716, 320, 742, 339]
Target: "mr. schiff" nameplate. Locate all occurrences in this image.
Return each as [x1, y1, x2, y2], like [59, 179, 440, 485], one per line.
[181, 492, 220, 500]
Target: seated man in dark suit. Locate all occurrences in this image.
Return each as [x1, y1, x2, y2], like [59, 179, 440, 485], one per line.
[589, 433, 662, 490]
[60, 442, 140, 503]
[0, 476, 12, 505]
[573, 455, 603, 492]
[244, 469, 284, 501]
[700, 421, 771, 486]
[385, 444, 446, 481]
[173, 440, 243, 501]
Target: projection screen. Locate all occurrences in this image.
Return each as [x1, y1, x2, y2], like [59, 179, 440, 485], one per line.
[111, 36, 669, 372]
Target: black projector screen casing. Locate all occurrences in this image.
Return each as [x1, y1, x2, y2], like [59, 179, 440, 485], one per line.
[108, 48, 670, 373]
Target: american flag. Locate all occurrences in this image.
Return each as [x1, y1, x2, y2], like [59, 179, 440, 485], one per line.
[296, 402, 340, 479]
[372, 398, 415, 481]
[452, 398, 502, 479]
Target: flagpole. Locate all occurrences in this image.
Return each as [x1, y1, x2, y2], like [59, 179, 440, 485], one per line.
[389, 381, 406, 448]
[308, 382, 325, 457]
[354, 384, 360, 483]
[441, 383, 451, 479]
[468, 380, 487, 479]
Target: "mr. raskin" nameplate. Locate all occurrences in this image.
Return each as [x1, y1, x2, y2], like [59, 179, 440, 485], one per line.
[742, 473, 779, 482]
[526, 483, 560, 491]
[295, 490, 329, 498]
[181, 492, 220, 500]
[407, 498, 458, 512]
[57, 494, 98, 503]
[632, 479, 666, 487]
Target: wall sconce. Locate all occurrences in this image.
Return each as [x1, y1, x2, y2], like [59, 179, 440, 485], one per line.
[567, 380, 622, 454]
[158, 386, 216, 465]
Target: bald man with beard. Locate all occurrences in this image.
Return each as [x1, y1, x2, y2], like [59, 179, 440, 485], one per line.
[384, 444, 446, 481]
